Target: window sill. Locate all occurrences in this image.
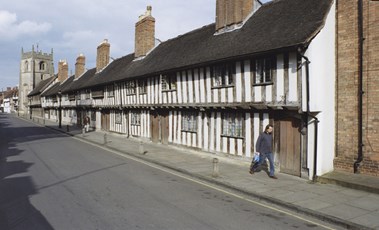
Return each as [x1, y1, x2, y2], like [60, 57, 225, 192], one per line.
[181, 130, 197, 134]
[221, 134, 244, 139]
[253, 82, 273, 87]
[162, 89, 177, 92]
[211, 85, 234, 89]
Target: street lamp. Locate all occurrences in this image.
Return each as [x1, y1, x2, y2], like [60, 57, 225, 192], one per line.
[58, 90, 62, 128]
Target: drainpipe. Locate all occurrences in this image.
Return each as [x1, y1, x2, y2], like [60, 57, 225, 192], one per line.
[298, 50, 320, 182]
[354, 0, 364, 173]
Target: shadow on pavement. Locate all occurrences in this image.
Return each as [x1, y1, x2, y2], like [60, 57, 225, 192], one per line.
[0, 113, 56, 229]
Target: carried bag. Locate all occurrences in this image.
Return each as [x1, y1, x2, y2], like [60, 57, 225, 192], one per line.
[253, 152, 260, 162]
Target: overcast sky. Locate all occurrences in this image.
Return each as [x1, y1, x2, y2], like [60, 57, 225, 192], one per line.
[0, 0, 270, 91]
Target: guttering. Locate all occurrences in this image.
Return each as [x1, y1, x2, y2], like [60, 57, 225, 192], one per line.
[298, 49, 320, 182]
[354, 0, 364, 173]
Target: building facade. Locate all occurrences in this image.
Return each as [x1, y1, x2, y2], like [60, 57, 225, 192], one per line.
[30, 0, 338, 180]
[335, 0, 379, 176]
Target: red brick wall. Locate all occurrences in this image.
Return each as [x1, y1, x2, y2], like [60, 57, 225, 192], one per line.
[336, 0, 379, 176]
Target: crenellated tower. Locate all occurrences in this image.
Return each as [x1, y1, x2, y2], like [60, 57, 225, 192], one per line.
[19, 45, 54, 114]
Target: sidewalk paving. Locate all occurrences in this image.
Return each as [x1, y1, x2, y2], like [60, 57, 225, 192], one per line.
[29, 118, 379, 229]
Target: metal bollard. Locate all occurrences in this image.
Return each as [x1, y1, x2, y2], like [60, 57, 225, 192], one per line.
[212, 158, 219, 178]
[104, 133, 107, 145]
[82, 128, 85, 137]
[66, 125, 69, 132]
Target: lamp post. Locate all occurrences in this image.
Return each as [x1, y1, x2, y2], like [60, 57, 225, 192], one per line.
[58, 90, 62, 128]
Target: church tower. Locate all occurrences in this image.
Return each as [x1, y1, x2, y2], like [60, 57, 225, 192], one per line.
[19, 45, 54, 115]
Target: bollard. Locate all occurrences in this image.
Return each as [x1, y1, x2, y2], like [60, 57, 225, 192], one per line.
[212, 158, 219, 178]
[139, 141, 144, 154]
[104, 133, 107, 145]
[82, 128, 85, 137]
[66, 125, 69, 132]
[43, 119, 45, 125]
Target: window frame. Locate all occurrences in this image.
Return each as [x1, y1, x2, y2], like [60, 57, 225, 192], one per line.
[131, 112, 141, 126]
[211, 63, 235, 88]
[221, 113, 244, 139]
[126, 80, 136, 95]
[161, 73, 177, 92]
[181, 112, 197, 133]
[107, 85, 114, 98]
[138, 79, 147, 95]
[253, 56, 275, 86]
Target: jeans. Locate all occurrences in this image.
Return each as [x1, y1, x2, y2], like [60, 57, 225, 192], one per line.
[252, 152, 275, 176]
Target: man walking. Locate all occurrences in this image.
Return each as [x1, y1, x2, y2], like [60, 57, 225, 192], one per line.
[250, 124, 278, 179]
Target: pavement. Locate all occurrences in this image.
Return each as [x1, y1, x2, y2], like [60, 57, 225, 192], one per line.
[25, 116, 379, 229]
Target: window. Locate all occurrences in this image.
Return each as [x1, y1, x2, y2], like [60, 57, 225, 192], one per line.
[107, 85, 114, 97]
[85, 90, 91, 99]
[115, 112, 122, 124]
[39, 61, 45, 71]
[91, 111, 96, 121]
[182, 112, 197, 132]
[126, 81, 136, 95]
[222, 113, 243, 138]
[131, 112, 141, 126]
[212, 63, 234, 87]
[161, 74, 176, 91]
[92, 88, 104, 98]
[254, 57, 275, 84]
[139, 79, 147, 94]
[24, 61, 29, 72]
[68, 93, 76, 101]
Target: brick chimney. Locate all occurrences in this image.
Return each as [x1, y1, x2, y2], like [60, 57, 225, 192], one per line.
[135, 6, 155, 58]
[75, 53, 86, 79]
[58, 60, 68, 82]
[96, 39, 110, 72]
[215, 0, 254, 33]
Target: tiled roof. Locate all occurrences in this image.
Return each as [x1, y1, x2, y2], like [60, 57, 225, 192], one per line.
[82, 0, 332, 88]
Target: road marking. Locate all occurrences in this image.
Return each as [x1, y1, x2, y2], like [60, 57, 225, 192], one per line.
[74, 137, 336, 230]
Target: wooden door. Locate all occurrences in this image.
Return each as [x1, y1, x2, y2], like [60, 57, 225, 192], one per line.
[279, 118, 301, 176]
[101, 110, 110, 131]
[161, 111, 169, 145]
[151, 111, 159, 143]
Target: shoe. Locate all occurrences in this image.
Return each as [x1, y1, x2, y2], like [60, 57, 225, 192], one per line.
[269, 175, 278, 179]
[249, 170, 254, 175]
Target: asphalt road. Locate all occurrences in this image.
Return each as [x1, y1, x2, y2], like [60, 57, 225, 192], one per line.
[0, 114, 342, 230]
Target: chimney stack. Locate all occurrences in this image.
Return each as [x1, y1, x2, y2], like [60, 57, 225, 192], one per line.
[96, 39, 110, 72]
[58, 60, 68, 82]
[216, 0, 254, 33]
[135, 6, 155, 58]
[75, 53, 86, 79]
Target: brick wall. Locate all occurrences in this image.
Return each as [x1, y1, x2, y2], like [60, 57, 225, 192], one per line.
[75, 54, 85, 79]
[336, 0, 379, 176]
[96, 39, 110, 72]
[134, 6, 155, 58]
[215, 0, 254, 32]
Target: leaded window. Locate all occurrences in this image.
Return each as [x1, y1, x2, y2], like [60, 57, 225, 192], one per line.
[161, 74, 177, 91]
[222, 113, 243, 138]
[212, 63, 234, 87]
[131, 112, 141, 126]
[254, 57, 275, 84]
[182, 112, 197, 132]
[139, 79, 147, 94]
[126, 81, 136, 95]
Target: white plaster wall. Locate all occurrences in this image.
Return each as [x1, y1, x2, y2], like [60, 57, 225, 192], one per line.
[305, 2, 336, 178]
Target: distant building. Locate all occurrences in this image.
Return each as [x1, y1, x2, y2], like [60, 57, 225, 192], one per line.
[19, 46, 54, 115]
[0, 87, 19, 113]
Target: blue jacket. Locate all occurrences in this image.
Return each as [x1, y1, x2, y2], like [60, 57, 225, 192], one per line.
[256, 131, 273, 154]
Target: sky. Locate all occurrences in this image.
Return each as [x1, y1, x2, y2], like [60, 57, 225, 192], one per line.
[0, 0, 270, 91]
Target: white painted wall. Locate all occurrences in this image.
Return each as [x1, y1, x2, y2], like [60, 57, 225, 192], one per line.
[305, 2, 336, 178]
